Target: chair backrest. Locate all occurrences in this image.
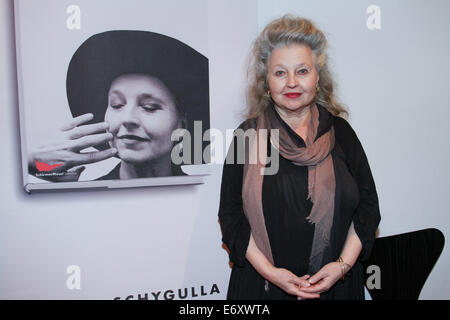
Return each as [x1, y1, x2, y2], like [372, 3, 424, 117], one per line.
[363, 228, 445, 300]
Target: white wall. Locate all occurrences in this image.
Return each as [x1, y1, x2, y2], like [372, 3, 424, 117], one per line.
[1, 0, 449, 299]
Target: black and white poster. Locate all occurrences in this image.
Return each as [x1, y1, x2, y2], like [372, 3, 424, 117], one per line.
[14, 0, 210, 192]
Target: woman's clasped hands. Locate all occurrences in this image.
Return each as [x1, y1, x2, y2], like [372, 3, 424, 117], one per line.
[270, 261, 344, 300]
[268, 268, 319, 299]
[297, 262, 345, 300]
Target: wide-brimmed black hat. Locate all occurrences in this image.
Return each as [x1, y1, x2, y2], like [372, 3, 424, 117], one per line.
[66, 30, 210, 158]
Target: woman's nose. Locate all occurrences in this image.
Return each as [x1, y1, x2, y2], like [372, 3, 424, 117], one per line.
[286, 72, 298, 88]
[121, 105, 141, 127]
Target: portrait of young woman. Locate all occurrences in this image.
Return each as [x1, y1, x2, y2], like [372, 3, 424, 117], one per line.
[27, 30, 209, 182]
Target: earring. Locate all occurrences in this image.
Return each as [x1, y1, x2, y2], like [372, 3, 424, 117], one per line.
[265, 90, 271, 98]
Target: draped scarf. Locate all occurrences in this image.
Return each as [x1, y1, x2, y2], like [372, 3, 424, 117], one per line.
[242, 103, 336, 273]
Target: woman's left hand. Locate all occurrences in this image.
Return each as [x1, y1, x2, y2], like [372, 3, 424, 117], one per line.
[298, 262, 342, 296]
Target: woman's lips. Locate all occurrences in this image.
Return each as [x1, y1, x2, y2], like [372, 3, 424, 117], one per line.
[284, 93, 302, 99]
[118, 134, 149, 144]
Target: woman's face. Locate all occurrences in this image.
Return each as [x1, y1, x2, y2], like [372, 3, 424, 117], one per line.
[104, 74, 183, 164]
[267, 43, 319, 114]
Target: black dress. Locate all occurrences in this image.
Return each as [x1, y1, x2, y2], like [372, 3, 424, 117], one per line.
[218, 105, 381, 300]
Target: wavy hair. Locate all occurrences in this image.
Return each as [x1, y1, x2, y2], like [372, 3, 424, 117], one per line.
[246, 15, 347, 119]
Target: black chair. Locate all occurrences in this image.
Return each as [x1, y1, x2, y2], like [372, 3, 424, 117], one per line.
[363, 228, 445, 300]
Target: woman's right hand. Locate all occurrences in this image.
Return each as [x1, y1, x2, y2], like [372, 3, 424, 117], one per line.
[245, 234, 319, 299]
[28, 113, 118, 182]
[267, 267, 320, 299]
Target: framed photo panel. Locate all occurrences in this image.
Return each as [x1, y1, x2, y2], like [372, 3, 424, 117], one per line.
[14, 0, 210, 192]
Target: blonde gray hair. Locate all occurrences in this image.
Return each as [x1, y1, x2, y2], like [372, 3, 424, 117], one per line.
[246, 15, 347, 119]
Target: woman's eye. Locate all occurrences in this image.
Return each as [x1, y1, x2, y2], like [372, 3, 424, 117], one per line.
[274, 70, 285, 77]
[142, 104, 161, 112]
[297, 68, 308, 75]
[110, 104, 124, 109]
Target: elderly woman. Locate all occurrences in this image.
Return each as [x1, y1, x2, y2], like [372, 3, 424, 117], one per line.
[28, 30, 209, 181]
[218, 15, 381, 299]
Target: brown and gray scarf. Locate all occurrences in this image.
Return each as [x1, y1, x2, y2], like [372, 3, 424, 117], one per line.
[242, 103, 336, 273]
